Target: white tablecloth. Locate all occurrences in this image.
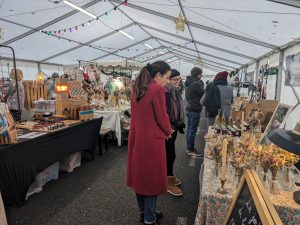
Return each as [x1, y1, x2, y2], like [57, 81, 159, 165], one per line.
[94, 106, 130, 146]
[0, 193, 8, 225]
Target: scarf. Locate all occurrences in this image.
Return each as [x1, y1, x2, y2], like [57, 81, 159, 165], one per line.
[167, 85, 185, 126]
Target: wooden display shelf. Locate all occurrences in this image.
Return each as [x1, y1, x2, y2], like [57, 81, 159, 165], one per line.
[23, 80, 48, 109]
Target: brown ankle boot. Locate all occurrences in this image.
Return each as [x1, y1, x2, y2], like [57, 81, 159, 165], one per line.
[174, 176, 181, 186]
[167, 176, 183, 196]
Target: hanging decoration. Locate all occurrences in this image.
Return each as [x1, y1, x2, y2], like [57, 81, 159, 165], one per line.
[41, 1, 127, 35]
[175, 12, 187, 33]
[0, 27, 5, 40]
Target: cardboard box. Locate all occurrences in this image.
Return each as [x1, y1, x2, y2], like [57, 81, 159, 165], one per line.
[258, 99, 278, 119]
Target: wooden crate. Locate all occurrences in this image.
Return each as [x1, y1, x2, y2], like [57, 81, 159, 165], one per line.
[23, 80, 48, 109]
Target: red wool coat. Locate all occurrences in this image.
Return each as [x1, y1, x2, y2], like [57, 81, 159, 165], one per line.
[127, 80, 172, 195]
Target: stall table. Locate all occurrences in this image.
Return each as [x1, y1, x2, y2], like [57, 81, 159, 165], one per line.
[94, 106, 130, 146]
[195, 146, 300, 225]
[0, 118, 102, 206]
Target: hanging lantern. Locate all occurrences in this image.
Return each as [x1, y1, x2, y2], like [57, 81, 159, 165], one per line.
[37, 72, 44, 83]
[175, 12, 186, 33]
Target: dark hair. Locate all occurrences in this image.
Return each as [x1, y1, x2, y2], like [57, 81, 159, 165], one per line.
[191, 67, 202, 77]
[134, 61, 171, 101]
[170, 69, 180, 78]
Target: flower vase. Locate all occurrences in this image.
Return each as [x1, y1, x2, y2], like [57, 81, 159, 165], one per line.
[260, 167, 270, 193]
[215, 162, 221, 178]
[270, 167, 281, 194]
[235, 167, 244, 187]
[281, 166, 296, 191]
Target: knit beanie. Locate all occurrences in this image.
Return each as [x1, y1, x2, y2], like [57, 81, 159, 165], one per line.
[214, 71, 228, 81]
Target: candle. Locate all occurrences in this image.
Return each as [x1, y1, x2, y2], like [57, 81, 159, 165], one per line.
[221, 139, 228, 181]
[241, 111, 245, 132]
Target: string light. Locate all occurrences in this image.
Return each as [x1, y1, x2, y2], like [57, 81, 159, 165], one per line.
[42, 1, 126, 34]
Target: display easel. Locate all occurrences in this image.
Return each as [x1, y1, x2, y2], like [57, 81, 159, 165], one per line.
[223, 169, 283, 225]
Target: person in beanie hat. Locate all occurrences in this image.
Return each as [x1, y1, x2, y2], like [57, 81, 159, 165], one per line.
[45, 72, 60, 100]
[185, 67, 204, 156]
[165, 69, 185, 196]
[201, 71, 233, 126]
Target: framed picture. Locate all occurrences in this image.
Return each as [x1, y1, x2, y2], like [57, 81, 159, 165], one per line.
[260, 103, 292, 144]
[245, 71, 254, 82]
[285, 53, 300, 87]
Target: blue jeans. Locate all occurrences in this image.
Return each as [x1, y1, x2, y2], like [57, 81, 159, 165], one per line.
[186, 110, 201, 150]
[136, 193, 157, 224]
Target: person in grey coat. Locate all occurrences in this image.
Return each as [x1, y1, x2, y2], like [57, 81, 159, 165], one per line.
[200, 71, 233, 126]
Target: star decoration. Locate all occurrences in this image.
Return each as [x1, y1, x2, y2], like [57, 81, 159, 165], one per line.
[175, 12, 186, 33]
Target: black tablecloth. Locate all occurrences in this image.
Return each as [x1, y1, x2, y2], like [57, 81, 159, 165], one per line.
[0, 118, 103, 206]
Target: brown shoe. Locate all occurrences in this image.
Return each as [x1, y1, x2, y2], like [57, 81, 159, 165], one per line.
[174, 176, 181, 186]
[167, 176, 183, 196]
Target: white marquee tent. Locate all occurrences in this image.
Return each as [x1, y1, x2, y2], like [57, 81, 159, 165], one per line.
[0, 0, 299, 73]
[1, 0, 300, 127]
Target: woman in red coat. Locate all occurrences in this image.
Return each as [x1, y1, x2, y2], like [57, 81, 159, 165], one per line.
[127, 61, 172, 225]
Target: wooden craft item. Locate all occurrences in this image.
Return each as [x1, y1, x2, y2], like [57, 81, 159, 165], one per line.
[61, 120, 81, 127]
[68, 80, 87, 98]
[79, 109, 94, 121]
[16, 121, 38, 130]
[23, 80, 48, 109]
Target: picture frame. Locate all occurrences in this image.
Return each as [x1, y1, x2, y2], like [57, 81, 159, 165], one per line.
[285, 53, 300, 87]
[260, 103, 292, 145]
[223, 169, 282, 225]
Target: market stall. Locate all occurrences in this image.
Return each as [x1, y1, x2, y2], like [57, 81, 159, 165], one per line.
[195, 140, 300, 225]
[0, 118, 102, 206]
[195, 96, 300, 225]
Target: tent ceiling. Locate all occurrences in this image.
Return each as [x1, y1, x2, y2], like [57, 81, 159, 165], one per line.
[1, 0, 300, 73]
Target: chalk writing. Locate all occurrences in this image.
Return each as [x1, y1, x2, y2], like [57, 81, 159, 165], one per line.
[246, 198, 253, 214]
[229, 218, 236, 225]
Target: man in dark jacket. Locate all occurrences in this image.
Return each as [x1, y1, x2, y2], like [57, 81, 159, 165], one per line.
[185, 67, 205, 156]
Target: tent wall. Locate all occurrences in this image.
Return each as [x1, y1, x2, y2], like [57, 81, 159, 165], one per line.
[280, 44, 300, 129]
[235, 41, 300, 129]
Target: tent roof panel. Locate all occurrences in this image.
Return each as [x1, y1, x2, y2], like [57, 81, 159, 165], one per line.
[8, 32, 78, 61]
[195, 43, 251, 64]
[89, 25, 150, 59]
[0, 20, 30, 43]
[0, 0, 74, 27]
[47, 45, 107, 65]
[115, 5, 192, 39]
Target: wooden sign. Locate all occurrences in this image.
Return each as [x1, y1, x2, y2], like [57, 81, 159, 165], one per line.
[223, 170, 282, 225]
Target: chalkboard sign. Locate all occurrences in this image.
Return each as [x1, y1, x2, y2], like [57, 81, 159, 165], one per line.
[223, 170, 283, 225]
[226, 182, 262, 225]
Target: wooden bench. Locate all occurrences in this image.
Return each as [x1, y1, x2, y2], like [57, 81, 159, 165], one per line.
[99, 128, 113, 155]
